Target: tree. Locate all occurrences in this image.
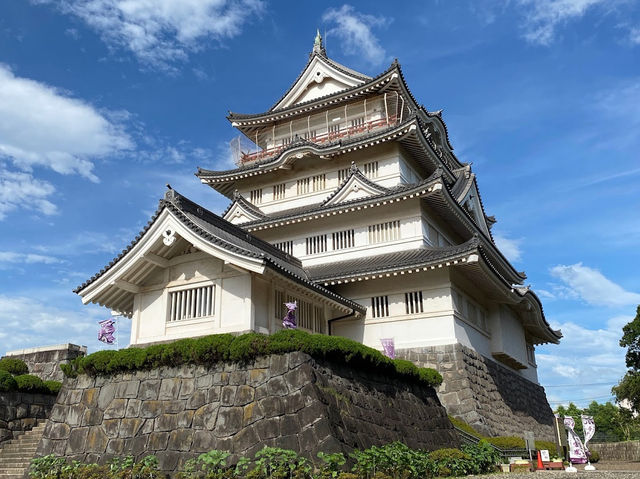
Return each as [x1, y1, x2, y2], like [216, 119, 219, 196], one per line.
[613, 305, 640, 414]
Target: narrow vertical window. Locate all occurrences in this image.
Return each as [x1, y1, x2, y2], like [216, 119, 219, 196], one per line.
[297, 178, 310, 195]
[249, 188, 262, 204]
[370, 295, 389, 318]
[404, 291, 424, 315]
[305, 234, 327, 255]
[368, 220, 400, 244]
[274, 241, 293, 255]
[363, 161, 379, 178]
[273, 183, 286, 200]
[168, 285, 215, 322]
[312, 174, 326, 191]
[332, 229, 355, 250]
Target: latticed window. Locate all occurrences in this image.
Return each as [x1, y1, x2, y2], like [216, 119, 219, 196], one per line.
[274, 240, 293, 255]
[332, 229, 355, 250]
[405, 291, 424, 315]
[312, 174, 326, 191]
[281, 137, 292, 147]
[168, 284, 215, 322]
[249, 188, 262, 204]
[328, 124, 341, 135]
[273, 183, 286, 200]
[337, 167, 350, 183]
[297, 178, 310, 195]
[370, 295, 389, 318]
[527, 344, 536, 364]
[303, 130, 317, 140]
[363, 161, 378, 178]
[305, 234, 327, 255]
[368, 220, 400, 244]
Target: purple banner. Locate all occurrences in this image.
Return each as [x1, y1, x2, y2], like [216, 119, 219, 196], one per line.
[381, 338, 395, 359]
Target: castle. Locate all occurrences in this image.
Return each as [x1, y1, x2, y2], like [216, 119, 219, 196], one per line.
[74, 33, 561, 438]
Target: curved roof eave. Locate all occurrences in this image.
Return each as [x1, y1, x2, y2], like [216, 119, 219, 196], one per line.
[196, 117, 457, 192]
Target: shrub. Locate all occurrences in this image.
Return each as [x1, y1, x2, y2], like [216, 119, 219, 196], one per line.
[30, 454, 67, 479]
[462, 440, 501, 474]
[0, 369, 17, 392]
[15, 374, 47, 393]
[0, 357, 29, 375]
[44, 380, 63, 395]
[178, 450, 232, 479]
[250, 447, 311, 479]
[589, 450, 600, 463]
[317, 452, 346, 479]
[427, 448, 474, 477]
[350, 442, 429, 479]
[448, 415, 481, 437]
[61, 330, 442, 389]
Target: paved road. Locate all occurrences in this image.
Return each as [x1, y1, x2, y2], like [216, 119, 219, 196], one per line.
[466, 461, 640, 477]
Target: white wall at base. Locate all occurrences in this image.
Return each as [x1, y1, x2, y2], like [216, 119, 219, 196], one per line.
[252, 276, 271, 334]
[490, 304, 528, 367]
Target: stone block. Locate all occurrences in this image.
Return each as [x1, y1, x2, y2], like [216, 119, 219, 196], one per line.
[119, 417, 144, 438]
[115, 380, 140, 399]
[81, 408, 103, 426]
[235, 385, 255, 406]
[148, 431, 169, 451]
[125, 399, 142, 417]
[86, 426, 108, 453]
[168, 428, 193, 451]
[48, 422, 71, 439]
[164, 399, 186, 414]
[215, 407, 243, 437]
[186, 390, 207, 410]
[82, 388, 99, 407]
[195, 374, 213, 389]
[104, 398, 127, 419]
[159, 378, 181, 400]
[125, 435, 149, 456]
[231, 425, 259, 454]
[242, 401, 264, 426]
[139, 380, 161, 400]
[221, 385, 236, 406]
[267, 376, 288, 396]
[247, 368, 269, 386]
[179, 378, 195, 398]
[207, 386, 221, 402]
[192, 404, 219, 430]
[259, 396, 284, 418]
[155, 413, 178, 432]
[103, 418, 121, 438]
[97, 383, 116, 410]
[191, 430, 217, 452]
[140, 400, 163, 418]
[66, 427, 89, 454]
[177, 410, 194, 428]
[156, 450, 180, 471]
[256, 416, 280, 440]
[269, 355, 288, 376]
[106, 438, 125, 455]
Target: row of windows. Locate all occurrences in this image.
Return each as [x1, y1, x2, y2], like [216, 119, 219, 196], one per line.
[248, 161, 380, 204]
[370, 290, 424, 318]
[296, 221, 401, 256]
[274, 290, 325, 334]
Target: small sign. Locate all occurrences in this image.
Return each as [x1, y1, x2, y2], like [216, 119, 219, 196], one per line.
[540, 450, 550, 462]
[524, 431, 535, 451]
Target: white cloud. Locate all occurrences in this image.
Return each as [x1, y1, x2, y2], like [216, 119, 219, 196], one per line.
[0, 167, 57, 220]
[0, 294, 131, 353]
[36, 0, 264, 71]
[537, 316, 630, 406]
[0, 251, 62, 265]
[631, 26, 640, 44]
[0, 64, 132, 182]
[322, 5, 389, 65]
[516, 0, 606, 45]
[550, 262, 640, 307]
[493, 232, 523, 262]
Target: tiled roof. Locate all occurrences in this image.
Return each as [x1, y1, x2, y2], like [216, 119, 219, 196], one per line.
[74, 189, 365, 314]
[306, 240, 479, 283]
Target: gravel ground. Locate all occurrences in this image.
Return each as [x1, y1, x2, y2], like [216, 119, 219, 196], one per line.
[464, 461, 640, 477]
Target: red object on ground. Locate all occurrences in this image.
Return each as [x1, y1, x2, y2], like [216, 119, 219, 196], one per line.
[537, 451, 544, 470]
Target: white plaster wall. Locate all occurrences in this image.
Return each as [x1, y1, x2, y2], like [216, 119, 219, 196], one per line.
[490, 305, 528, 367]
[252, 276, 271, 334]
[130, 255, 253, 345]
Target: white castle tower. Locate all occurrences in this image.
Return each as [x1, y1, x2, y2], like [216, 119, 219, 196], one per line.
[76, 32, 561, 439]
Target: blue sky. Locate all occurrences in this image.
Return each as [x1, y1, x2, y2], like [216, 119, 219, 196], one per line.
[1, 0, 639, 408]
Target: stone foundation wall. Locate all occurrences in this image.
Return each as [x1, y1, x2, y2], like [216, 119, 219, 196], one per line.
[0, 392, 57, 443]
[397, 343, 555, 440]
[36, 352, 458, 474]
[3, 344, 87, 382]
[590, 441, 640, 461]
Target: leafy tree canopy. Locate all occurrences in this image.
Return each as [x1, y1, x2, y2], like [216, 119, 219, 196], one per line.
[613, 306, 640, 414]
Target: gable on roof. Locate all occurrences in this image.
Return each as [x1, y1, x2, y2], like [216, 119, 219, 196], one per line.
[272, 55, 369, 111]
[222, 194, 266, 225]
[322, 165, 390, 207]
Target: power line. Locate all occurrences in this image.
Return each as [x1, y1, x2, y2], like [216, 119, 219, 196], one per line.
[547, 395, 615, 404]
[542, 382, 616, 388]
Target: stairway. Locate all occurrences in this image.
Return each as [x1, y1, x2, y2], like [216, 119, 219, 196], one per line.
[0, 422, 46, 479]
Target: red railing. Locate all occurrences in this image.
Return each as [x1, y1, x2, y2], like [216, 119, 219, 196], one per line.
[239, 115, 399, 165]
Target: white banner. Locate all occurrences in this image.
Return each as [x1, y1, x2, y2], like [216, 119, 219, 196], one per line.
[581, 415, 596, 450]
[564, 416, 587, 464]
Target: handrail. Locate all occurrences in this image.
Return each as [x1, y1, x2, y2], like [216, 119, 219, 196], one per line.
[238, 115, 399, 165]
[453, 426, 529, 462]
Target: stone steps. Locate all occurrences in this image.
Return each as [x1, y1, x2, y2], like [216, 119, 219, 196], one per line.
[0, 422, 46, 479]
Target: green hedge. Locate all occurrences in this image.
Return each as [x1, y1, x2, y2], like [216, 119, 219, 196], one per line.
[0, 357, 29, 375]
[0, 369, 60, 395]
[61, 329, 443, 388]
[448, 415, 559, 455]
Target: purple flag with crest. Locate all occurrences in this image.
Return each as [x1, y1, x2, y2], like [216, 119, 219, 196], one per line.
[381, 338, 395, 359]
[98, 319, 116, 344]
[282, 301, 297, 329]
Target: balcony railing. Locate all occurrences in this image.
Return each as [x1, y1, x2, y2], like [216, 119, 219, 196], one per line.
[238, 115, 399, 165]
